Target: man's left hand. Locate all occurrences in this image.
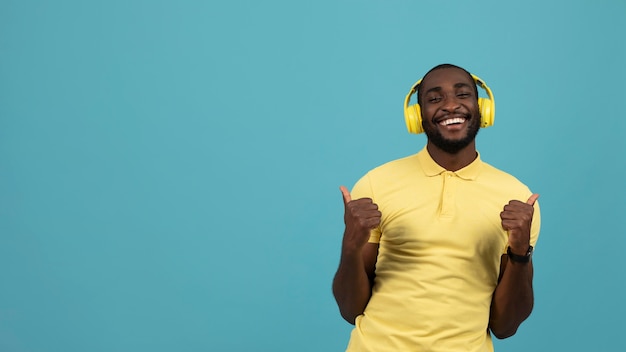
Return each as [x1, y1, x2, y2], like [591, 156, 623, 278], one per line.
[500, 194, 539, 254]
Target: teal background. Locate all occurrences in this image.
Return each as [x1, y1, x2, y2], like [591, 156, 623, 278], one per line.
[1, 0, 625, 351]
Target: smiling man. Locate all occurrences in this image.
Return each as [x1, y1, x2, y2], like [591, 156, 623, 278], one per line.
[333, 64, 541, 351]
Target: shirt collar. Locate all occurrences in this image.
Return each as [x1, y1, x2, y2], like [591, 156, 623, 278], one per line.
[416, 147, 483, 180]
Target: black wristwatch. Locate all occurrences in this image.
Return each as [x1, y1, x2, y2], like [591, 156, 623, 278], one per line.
[507, 246, 533, 263]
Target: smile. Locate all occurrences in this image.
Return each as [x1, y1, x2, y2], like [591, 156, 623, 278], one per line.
[439, 117, 466, 126]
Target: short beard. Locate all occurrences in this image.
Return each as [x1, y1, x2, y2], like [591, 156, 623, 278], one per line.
[423, 116, 480, 154]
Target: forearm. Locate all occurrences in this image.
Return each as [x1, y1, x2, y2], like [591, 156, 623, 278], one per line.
[332, 248, 372, 324]
[489, 259, 534, 339]
[335, 189, 380, 324]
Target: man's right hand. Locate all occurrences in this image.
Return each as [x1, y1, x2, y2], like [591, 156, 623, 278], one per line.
[340, 185, 381, 252]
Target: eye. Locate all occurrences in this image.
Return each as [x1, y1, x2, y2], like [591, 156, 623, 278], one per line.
[457, 92, 471, 98]
[427, 96, 442, 103]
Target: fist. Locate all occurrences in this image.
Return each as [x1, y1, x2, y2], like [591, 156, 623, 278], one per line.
[340, 186, 381, 251]
[500, 194, 539, 254]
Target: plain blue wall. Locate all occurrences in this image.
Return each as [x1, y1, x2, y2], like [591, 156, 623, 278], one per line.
[1, 0, 625, 351]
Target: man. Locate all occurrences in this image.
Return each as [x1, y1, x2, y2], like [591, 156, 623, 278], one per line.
[332, 64, 540, 351]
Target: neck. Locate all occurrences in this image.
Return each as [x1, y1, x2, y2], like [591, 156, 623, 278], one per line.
[426, 140, 478, 171]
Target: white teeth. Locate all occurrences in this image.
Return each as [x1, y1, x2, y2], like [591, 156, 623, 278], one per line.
[440, 117, 465, 126]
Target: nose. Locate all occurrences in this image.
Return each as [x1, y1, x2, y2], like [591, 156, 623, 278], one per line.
[441, 96, 461, 113]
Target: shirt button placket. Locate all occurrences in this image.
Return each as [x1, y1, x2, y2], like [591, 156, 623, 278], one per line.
[441, 172, 456, 219]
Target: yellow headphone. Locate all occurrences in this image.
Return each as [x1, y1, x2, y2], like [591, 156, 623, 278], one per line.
[403, 74, 496, 134]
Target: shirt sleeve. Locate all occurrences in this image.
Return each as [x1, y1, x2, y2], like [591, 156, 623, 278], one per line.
[351, 173, 382, 244]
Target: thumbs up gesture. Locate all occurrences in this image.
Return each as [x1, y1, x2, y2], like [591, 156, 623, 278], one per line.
[500, 194, 539, 254]
[340, 186, 382, 252]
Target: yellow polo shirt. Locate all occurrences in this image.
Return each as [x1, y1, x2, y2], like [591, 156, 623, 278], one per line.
[346, 148, 541, 352]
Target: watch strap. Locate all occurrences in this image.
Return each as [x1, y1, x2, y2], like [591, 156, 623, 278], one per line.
[507, 245, 533, 263]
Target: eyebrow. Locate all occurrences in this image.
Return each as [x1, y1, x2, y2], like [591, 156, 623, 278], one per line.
[424, 82, 474, 95]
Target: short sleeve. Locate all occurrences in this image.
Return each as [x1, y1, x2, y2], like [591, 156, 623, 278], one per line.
[351, 173, 382, 244]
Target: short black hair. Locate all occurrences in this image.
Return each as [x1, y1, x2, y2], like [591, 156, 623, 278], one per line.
[416, 64, 479, 106]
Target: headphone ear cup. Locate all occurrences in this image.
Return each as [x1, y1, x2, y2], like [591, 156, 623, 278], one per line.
[404, 104, 424, 134]
[477, 97, 495, 128]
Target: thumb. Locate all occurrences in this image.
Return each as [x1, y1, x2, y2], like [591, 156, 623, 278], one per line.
[526, 193, 540, 205]
[339, 185, 351, 205]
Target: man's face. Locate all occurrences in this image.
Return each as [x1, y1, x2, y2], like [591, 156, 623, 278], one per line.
[419, 67, 481, 154]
